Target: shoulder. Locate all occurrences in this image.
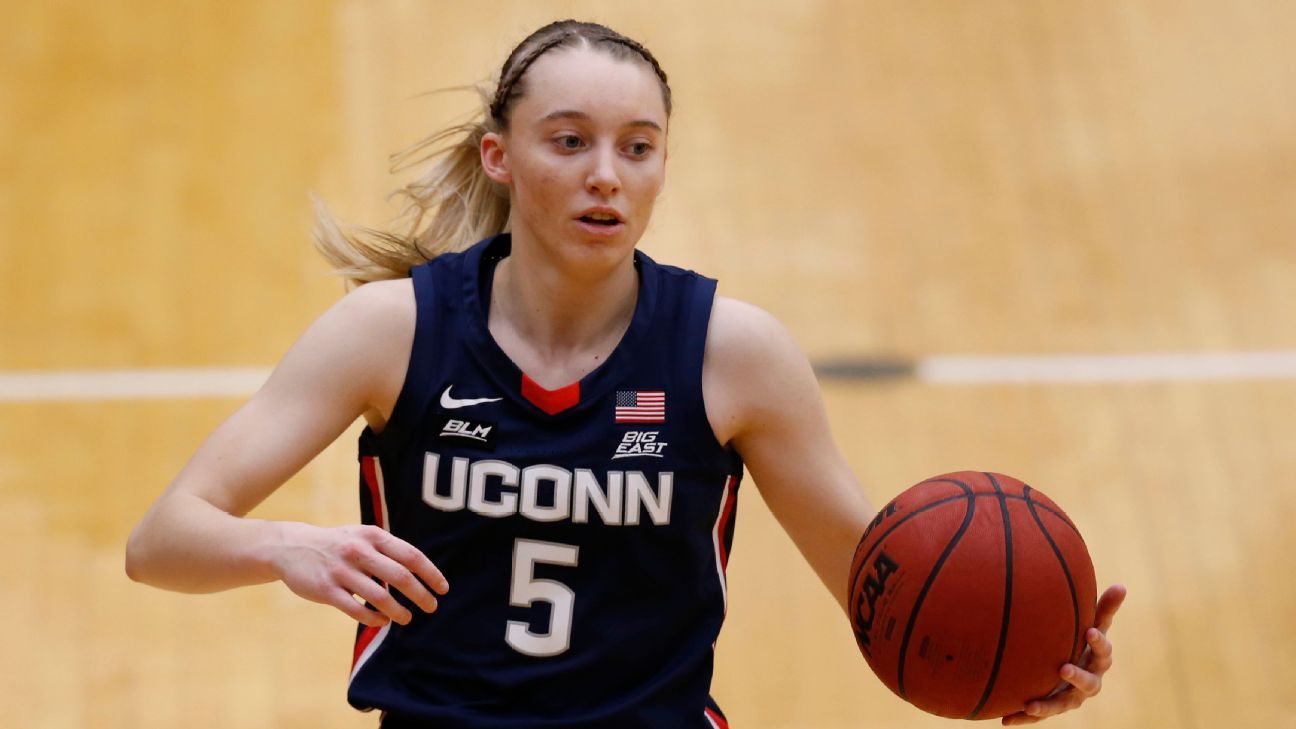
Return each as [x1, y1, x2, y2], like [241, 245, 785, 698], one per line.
[294, 278, 415, 426]
[323, 278, 416, 346]
[278, 278, 415, 361]
[279, 278, 416, 371]
[702, 296, 816, 445]
[705, 296, 804, 369]
[338, 277, 415, 317]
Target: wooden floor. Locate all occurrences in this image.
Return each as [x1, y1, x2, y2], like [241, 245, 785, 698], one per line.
[3, 1, 1295, 726]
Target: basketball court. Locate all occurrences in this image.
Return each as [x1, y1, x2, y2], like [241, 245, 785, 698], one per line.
[2, 2, 1294, 726]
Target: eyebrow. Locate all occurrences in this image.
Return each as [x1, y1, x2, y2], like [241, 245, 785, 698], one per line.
[539, 109, 664, 133]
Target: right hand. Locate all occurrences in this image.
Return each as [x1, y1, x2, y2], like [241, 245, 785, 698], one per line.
[270, 522, 450, 627]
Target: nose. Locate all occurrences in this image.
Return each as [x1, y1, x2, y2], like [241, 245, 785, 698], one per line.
[585, 143, 621, 197]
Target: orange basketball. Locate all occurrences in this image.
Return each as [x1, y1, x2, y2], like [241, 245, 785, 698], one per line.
[848, 471, 1097, 719]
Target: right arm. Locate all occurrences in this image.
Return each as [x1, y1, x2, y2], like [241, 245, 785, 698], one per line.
[124, 278, 448, 627]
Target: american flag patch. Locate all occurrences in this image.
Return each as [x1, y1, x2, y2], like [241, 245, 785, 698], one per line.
[615, 390, 665, 423]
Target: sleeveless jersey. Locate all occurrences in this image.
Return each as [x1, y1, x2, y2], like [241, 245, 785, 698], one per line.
[346, 234, 744, 728]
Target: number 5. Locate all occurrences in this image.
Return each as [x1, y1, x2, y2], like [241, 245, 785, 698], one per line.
[506, 539, 579, 657]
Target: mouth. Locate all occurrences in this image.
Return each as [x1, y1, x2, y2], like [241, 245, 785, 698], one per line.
[576, 208, 624, 225]
[578, 215, 621, 227]
[575, 209, 626, 236]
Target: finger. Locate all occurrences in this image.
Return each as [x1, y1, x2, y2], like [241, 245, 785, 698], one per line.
[373, 530, 450, 595]
[1059, 662, 1103, 697]
[1083, 627, 1114, 674]
[1094, 584, 1127, 633]
[1000, 711, 1042, 725]
[1019, 689, 1085, 720]
[355, 550, 440, 614]
[345, 574, 414, 626]
[326, 587, 389, 627]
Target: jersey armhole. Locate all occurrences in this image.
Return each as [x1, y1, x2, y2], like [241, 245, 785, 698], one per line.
[683, 277, 743, 471]
[376, 264, 439, 442]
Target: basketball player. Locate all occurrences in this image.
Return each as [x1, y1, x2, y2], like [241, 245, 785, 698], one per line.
[125, 20, 1124, 727]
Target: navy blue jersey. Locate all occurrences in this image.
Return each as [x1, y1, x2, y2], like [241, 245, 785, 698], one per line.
[347, 234, 744, 728]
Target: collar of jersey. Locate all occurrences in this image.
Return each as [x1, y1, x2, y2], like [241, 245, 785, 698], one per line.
[460, 233, 660, 420]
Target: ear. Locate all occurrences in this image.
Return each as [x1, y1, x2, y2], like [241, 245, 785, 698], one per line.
[480, 131, 511, 185]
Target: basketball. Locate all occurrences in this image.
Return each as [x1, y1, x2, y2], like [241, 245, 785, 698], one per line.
[848, 471, 1098, 720]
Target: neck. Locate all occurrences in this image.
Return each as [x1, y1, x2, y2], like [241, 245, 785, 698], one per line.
[488, 232, 639, 384]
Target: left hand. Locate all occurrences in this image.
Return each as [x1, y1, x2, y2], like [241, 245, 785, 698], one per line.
[1001, 584, 1128, 726]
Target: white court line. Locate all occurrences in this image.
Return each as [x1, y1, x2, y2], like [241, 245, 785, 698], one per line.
[0, 367, 272, 402]
[2, 352, 1296, 403]
[917, 351, 1296, 384]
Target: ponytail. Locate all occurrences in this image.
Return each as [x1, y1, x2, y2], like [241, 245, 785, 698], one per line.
[312, 84, 509, 289]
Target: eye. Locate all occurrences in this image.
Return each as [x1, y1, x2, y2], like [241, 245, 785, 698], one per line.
[627, 142, 652, 157]
[556, 134, 584, 150]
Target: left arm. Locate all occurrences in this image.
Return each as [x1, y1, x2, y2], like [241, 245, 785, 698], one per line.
[701, 295, 1125, 722]
[702, 297, 873, 613]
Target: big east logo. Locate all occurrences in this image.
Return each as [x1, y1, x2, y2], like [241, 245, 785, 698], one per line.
[613, 431, 667, 459]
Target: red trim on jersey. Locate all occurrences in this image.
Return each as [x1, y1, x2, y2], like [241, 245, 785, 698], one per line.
[521, 373, 580, 415]
[361, 456, 385, 530]
[716, 476, 738, 571]
[704, 706, 730, 729]
[354, 457, 389, 672]
[353, 624, 381, 668]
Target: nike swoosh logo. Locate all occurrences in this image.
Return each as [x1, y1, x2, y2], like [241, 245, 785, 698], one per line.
[440, 385, 503, 410]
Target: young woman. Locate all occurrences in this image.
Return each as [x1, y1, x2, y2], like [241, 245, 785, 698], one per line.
[126, 20, 1124, 728]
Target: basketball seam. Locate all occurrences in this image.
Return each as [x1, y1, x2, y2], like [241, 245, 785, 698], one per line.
[895, 479, 976, 701]
[1028, 500, 1079, 533]
[851, 490, 1078, 589]
[850, 493, 972, 607]
[852, 482, 977, 577]
[968, 472, 1014, 720]
[1024, 485, 1083, 664]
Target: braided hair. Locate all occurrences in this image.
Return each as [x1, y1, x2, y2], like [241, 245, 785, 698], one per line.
[490, 20, 672, 126]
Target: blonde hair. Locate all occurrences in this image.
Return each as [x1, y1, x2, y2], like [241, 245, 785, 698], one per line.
[311, 84, 509, 289]
[312, 20, 672, 289]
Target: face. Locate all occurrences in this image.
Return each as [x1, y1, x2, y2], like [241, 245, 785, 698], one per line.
[481, 46, 668, 273]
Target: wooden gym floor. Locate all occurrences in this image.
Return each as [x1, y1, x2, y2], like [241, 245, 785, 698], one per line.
[2, 2, 1294, 727]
